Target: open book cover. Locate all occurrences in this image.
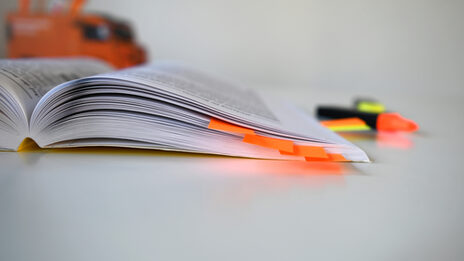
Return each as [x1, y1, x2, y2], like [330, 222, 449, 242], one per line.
[0, 58, 369, 162]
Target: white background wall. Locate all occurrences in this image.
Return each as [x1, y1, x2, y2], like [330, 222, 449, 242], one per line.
[1, 0, 463, 95]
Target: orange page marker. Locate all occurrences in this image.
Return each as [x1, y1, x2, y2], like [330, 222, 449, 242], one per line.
[208, 118, 255, 135]
[296, 145, 328, 158]
[280, 145, 328, 158]
[243, 134, 294, 153]
[327, 154, 348, 162]
[305, 153, 348, 162]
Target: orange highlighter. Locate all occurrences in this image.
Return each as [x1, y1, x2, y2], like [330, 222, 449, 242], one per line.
[316, 106, 419, 132]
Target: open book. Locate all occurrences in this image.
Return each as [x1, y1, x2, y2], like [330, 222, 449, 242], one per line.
[0, 58, 369, 162]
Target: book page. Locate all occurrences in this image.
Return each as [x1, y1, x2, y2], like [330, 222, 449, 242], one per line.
[76, 62, 334, 141]
[113, 62, 279, 122]
[0, 58, 112, 121]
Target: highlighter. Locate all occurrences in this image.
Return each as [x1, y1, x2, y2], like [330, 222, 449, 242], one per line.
[316, 106, 419, 132]
[353, 98, 386, 113]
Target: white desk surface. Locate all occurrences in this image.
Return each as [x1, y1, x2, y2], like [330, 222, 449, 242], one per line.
[1, 88, 463, 261]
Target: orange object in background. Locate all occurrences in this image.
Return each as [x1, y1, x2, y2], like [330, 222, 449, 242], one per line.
[6, 0, 147, 68]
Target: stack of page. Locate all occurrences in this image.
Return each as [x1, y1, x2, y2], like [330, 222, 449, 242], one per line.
[0, 58, 369, 162]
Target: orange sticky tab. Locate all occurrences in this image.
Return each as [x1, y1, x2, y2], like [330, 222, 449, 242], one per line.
[295, 145, 328, 158]
[305, 153, 348, 162]
[328, 154, 348, 162]
[320, 117, 367, 127]
[243, 134, 294, 153]
[208, 118, 255, 134]
[280, 145, 328, 158]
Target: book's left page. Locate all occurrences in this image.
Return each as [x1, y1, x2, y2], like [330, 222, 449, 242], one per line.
[0, 58, 112, 150]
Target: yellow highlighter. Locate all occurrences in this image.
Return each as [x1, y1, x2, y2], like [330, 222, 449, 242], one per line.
[354, 98, 386, 114]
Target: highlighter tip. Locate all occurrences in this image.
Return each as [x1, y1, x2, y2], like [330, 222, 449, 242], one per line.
[377, 113, 419, 132]
[407, 120, 419, 132]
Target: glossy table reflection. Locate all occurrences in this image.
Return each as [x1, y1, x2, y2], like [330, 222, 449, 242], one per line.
[1, 88, 463, 261]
